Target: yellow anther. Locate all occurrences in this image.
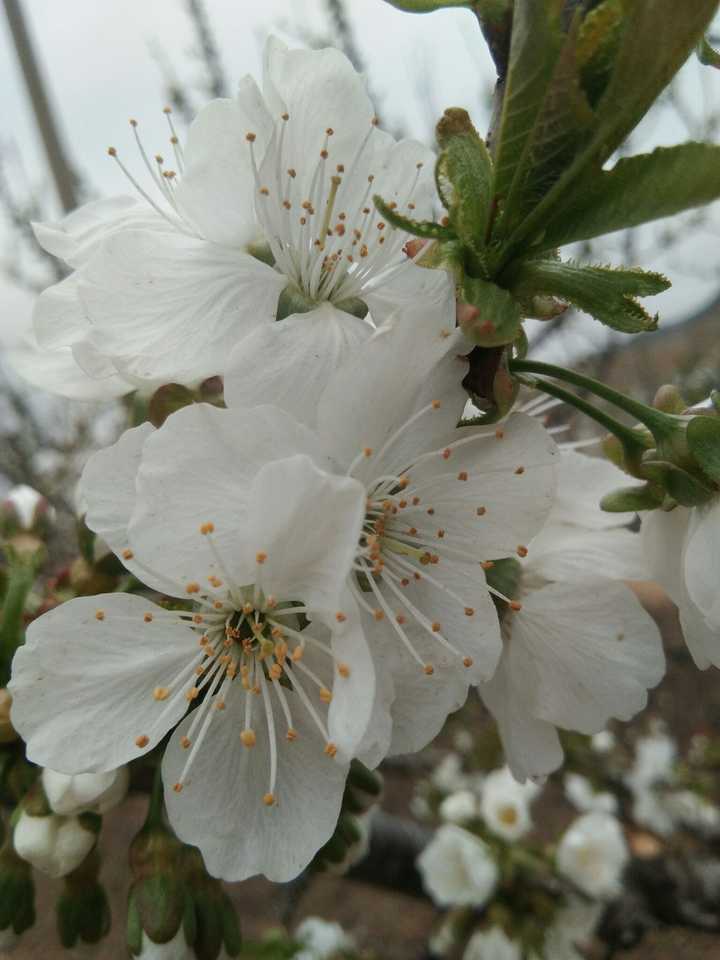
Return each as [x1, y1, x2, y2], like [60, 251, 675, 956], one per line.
[477, 506, 487, 516]
[144, 613, 153, 623]
[463, 656, 474, 668]
[269, 663, 283, 680]
[135, 735, 149, 748]
[185, 687, 199, 701]
[186, 582, 200, 594]
[396, 614, 407, 625]
[464, 607, 475, 617]
[427, 507, 435, 515]
[180, 736, 192, 749]
[319, 687, 333, 704]
[153, 687, 169, 701]
[173, 782, 183, 793]
[122, 548, 134, 560]
[259, 186, 269, 196]
[256, 552, 267, 565]
[373, 609, 385, 622]
[437, 529, 445, 539]
[431, 622, 441, 633]
[509, 600, 523, 612]
[515, 465, 525, 475]
[287, 728, 299, 741]
[263, 792, 275, 806]
[324, 742, 338, 758]
[215, 700, 226, 711]
[495, 429, 505, 439]
[442, 448, 452, 460]
[481, 560, 495, 571]
[192, 614, 204, 624]
[517, 545, 528, 558]
[335, 611, 347, 623]
[457, 471, 468, 482]
[424, 664, 435, 676]
[240, 729, 257, 748]
[95, 610, 105, 621]
[292, 646, 304, 661]
[107, 146, 117, 157]
[243, 602, 254, 615]
[200, 522, 215, 534]
[337, 663, 350, 678]
[281, 112, 289, 120]
[245, 132, 256, 142]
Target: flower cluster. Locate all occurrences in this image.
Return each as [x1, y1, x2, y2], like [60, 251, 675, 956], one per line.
[2, 23, 720, 953]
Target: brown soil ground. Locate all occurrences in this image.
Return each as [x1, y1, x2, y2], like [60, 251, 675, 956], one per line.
[12, 586, 720, 960]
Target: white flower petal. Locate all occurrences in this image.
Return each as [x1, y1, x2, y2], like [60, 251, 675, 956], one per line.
[556, 812, 628, 899]
[8, 336, 132, 400]
[549, 450, 635, 529]
[31, 196, 154, 268]
[463, 928, 522, 960]
[174, 83, 272, 247]
[262, 38, 375, 204]
[509, 580, 665, 734]
[79, 227, 285, 384]
[528, 524, 648, 583]
[33, 274, 90, 350]
[478, 652, 565, 783]
[129, 404, 331, 590]
[224, 303, 373, 426]
[683, 497, 720, 630]
[244, 455, 366, 613]
[416, 825, 498, 908]
[9, 594, 197, 772]
[409, 414, 559, 559]
[162, 657, 348, 882]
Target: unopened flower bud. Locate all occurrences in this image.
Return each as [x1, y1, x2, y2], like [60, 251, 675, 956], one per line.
[1, 485, 53, 537]
[13, 811, 97, 879]
[42, 766, 129, 816]
[128, 816, 196, 959]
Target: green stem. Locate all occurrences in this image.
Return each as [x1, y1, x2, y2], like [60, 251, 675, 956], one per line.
[514, 374, 651, 459]
[144, 766, 165, 830]
[0, 562, 35, 686]
[510, 358, 678, 440]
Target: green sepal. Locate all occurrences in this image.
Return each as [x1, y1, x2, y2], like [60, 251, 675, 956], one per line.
[56, 866, 111, 949]
[372, 195, 455, 241]
[127, 874, 196, 956]
[347, 759, 383, 798]
[435, 108, 494, 256]
[600, 483, 664, 513]
[148, 383, 196, 429]
[460, 277, 523, 346]
[686, 415, 720, 486]
[539, 143, 720, 250]
[660, 462, 716, 508]
[484, 557, 523, 611]
[698, 36, 720, 68]
[182, 846, 242, 960]
[0, 843, 35, 937]
[507, 258, 669, 333]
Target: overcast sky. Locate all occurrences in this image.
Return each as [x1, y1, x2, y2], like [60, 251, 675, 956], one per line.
[2, 0, 720, 356]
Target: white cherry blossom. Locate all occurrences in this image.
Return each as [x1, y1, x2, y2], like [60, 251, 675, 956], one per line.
[417, 825, 498, 908]
[463, 928, 521, 960]
[10, 449, 375, 883]
[23, 39, 443, 397]
[642, 499, 720, 668]
[223, 297, 558, 760]
[478, 450, 665, 782]
[556, 812, 628, 899]
[439, 790, 478, 824]
[294, 917, 355, 960]
[479, 766, 537, 841]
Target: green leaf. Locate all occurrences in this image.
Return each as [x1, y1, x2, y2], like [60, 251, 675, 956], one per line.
[382, 0, 472, 10]
[540, 143, 720, 248]
[503, 0, 719, 260]
[492, 0, 565, 198]
[577, 0, 624, 104]
[372, 195, 454, 241]
[507, 258, 670, 333]
[698, 35, 720, 68]
[460, 276, 524, 345]
[435, 108, 494, 256]
[687, 415, 720, 485]
[500, 14, 595, 232]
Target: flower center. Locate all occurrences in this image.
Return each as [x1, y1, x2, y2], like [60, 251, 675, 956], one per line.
[131, 530, 350, 808]
[246, 115, 427, 313]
